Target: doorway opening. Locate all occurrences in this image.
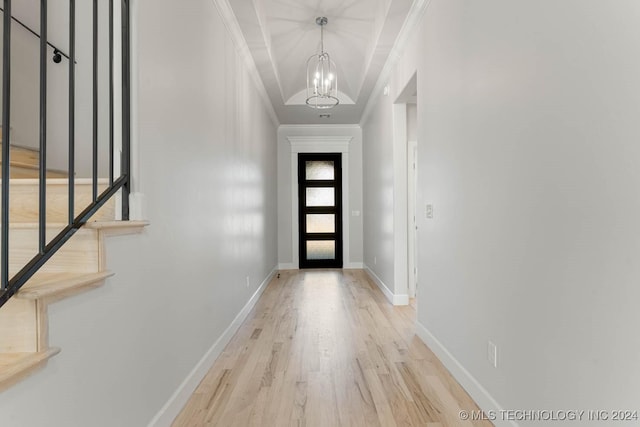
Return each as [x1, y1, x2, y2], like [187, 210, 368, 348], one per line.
[298, 153, 343, 268]
[394, 72, 418, 303]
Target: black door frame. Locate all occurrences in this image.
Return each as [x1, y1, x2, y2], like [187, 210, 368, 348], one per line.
[298, 153, 343, 268]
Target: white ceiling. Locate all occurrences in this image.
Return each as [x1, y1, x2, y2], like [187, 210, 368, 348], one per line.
[228, 0, 416, 125]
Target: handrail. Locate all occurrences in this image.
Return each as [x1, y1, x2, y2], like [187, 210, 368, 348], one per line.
[0, 5, 72, 62]
[0, 0, 131, 309]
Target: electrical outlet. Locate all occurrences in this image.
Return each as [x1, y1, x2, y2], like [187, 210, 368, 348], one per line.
[487, 341, 498, 368]
[426, 204, 434, 219]
[246, 276, 250, 288]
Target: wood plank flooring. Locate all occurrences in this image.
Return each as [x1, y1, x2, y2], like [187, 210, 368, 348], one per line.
[173, 269, 494, 427]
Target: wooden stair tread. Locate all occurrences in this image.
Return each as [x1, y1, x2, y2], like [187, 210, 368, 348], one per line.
[0, 142, 68, 178]
[8, 220, 149, 230]
[1, 177, 111, 185]
[0, 348, 60, 390]
[8, 222, 100, 229]
[17, 271, 114, 300]
[4, 160, 41, 170]
[85, 220, 150, 230]
[0, 142, 39, 163]
[85, 220, 150, 236]
[5, 162, 67, 175]
[2, 167, 67, 179]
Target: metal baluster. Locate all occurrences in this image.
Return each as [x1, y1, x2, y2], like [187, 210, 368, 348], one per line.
[39, 0, 47, 253]
[92, 0, 98, 202]
[68, 0, 75, 225]
[121, 0, 130, 220]
[109, 0, 113, 186]
[1, 0, 11, 290]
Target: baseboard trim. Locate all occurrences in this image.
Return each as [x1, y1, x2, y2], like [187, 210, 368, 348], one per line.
[415, 321, 517, 427]
[393, 293, 409, 305]
[345, 262, 364, 269]
[364, 266, 393, 303]
[147, 267, 277, 427]
[364, 265, 408, 306]
[278, 263, 363, 270]
[278, 263, 297, 270]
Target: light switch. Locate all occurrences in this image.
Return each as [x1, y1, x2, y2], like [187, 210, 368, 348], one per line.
[426, 204, 433, 219]
[352, 210, 360, 217]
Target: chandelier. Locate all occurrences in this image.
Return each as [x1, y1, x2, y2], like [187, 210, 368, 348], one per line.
[306, 17, 339, 109]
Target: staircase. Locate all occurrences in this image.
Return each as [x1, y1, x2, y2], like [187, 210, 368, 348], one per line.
[0, 144, 147, 391]
[0, 0, 135, 392]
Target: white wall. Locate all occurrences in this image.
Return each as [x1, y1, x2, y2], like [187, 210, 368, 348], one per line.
[362, 96, 392, 291]
[363, 0, 640, 425]
[277, 125, 363, 269]
[361, 90, 408, 302]
[0, 0, 278, 426]
[407, 103, 416, 142]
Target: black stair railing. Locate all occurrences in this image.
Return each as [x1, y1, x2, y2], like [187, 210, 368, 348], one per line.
[0, 0, 131, 308]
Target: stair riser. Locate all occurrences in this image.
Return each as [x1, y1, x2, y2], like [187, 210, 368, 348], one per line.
[8, 183, 115, 223]
[0, 299, 41, 353]
[3, 228, 100, 276]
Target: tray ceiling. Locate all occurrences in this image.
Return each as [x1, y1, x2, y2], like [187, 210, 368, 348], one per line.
[227, 0, 417, 124]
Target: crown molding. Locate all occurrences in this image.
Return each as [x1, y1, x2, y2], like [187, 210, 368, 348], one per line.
[360, 0, 432, 126]
[279, 124, 362, 131]
[212, 0, 280, 127]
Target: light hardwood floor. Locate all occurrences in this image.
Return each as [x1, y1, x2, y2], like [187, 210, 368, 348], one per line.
[173, 269, 493, 427]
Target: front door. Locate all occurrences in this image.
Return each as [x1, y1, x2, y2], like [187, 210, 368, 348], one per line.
[298, 153, 343, 268]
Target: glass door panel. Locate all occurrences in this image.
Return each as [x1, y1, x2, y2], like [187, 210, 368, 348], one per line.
[306, 241, 336, 260]
[306, 214, 335, 233]
[305, 161, 335, 180]
[306, 188, 335, 207]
